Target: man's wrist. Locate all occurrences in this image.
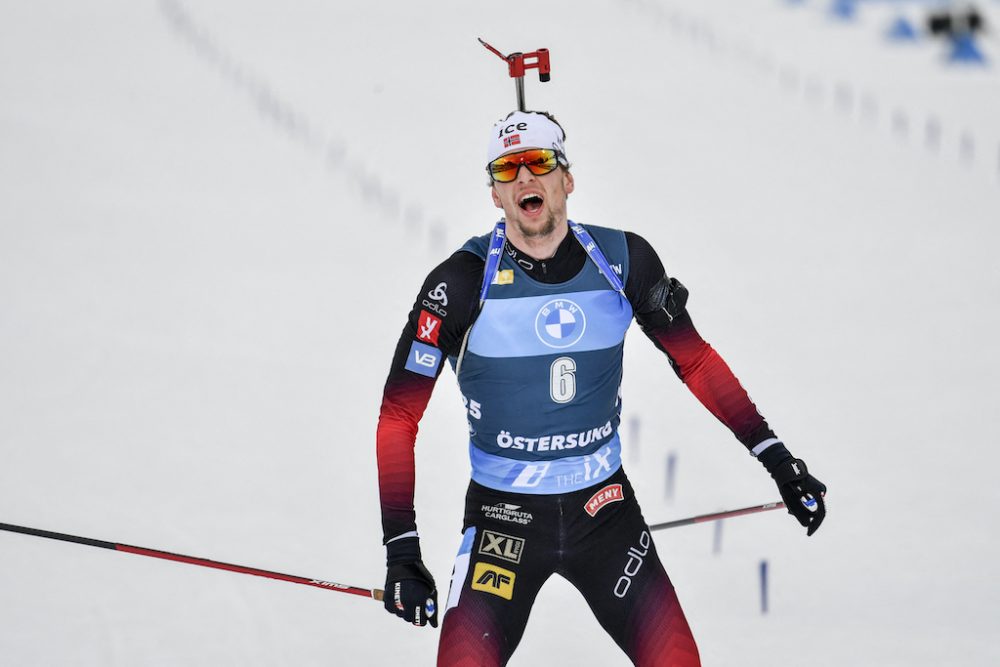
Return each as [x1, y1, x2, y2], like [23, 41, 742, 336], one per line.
[386, 535, 422, 566]
[755, 441, 794, 475]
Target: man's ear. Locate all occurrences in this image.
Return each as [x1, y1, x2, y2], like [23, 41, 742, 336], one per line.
[563, 170, 575, 195]
[491, 186, 503, 209]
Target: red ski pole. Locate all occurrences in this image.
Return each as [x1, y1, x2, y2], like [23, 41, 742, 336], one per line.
[648, 501, 786, 531]
[0, 521, 384, 601]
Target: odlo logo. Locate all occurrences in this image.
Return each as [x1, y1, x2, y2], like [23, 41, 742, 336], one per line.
[613, 530, 651, 599]
[471, 562, 516, 600]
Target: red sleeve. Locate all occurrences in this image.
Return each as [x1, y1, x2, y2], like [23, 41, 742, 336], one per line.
[377, 374, 436, 544]
[646, 311, 777, 450]
[624, 232, 777, 450]
[376, 250, 482, 543]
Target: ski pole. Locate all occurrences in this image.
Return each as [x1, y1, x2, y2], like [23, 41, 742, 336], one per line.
[648, 501, 786, 532]
[0, 522, 384, 601]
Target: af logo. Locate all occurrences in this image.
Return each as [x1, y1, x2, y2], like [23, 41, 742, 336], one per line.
[477, 530, 525, 564]
[535, 299, 587, 349]
[471, 562, 516, 600]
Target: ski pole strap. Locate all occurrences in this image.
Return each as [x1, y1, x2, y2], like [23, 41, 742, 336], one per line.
[478, 220, 624, 300]
[569, 221, 625, 294]
[478, 220, 507, 303]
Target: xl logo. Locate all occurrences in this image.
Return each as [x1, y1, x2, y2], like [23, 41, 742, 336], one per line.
[472, 562, 516, 600]
[478, 530, 525, 564]
[497, 121, 528, 138]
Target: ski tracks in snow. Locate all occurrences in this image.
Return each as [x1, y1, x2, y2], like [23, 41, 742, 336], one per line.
[157, 0, 448, 253]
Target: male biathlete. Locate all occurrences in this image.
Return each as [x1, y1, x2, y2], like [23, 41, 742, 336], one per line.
[375, 110, 826, 666]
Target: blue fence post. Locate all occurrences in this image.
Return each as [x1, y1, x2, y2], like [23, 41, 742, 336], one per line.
[892, 109, 909, 138]
[760, 560, 769, 615]
[960, 132, 975, 164]
[925, 117, 941, 151]
[628, 415, 641, 463]
[665, 452, 677, 501]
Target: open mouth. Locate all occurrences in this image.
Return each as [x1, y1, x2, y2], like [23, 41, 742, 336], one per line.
[518, 193, 545, 214]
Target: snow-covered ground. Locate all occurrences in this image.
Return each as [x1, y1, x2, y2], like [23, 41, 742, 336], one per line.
[2, 1, 998, 664]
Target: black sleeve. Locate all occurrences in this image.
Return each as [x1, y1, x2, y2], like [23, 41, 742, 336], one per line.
[623, 231, 779, 450]
[384, 250, 484, 376]
[376, 249, 483, 542]
[624, 231, 688, 331]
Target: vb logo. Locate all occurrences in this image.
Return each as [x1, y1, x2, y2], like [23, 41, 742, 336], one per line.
[471, 562, 516, 600]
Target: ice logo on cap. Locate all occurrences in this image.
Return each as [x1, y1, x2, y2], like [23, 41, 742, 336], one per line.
[535, 299, 586, 348]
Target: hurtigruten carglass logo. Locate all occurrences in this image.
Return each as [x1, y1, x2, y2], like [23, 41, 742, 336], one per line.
[535, 299, 586, 348]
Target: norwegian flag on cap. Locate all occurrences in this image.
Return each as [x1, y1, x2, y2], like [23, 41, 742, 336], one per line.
[503, 134, 521, 148]
[488, 111, 567, 164]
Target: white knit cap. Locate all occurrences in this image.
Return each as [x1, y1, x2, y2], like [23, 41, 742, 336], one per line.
[486, 111, 567, 164]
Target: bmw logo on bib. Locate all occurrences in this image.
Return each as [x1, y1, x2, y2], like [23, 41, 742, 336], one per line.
[535, 299, 587, 348]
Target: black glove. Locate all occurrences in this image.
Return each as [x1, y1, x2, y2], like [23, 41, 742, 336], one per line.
[383, 537, 438, 627]
[758, 444, 827, 536]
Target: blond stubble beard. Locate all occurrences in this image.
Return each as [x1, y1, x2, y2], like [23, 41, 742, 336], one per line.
[516, 211, 559, 239]
[511, 197, 566, 241]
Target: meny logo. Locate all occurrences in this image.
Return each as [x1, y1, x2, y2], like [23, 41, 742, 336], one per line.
[584, 483, 624, 517]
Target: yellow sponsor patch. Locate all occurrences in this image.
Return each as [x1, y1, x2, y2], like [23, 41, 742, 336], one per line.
[492, 269, 514, 285]
[471, 562, 516, 600]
